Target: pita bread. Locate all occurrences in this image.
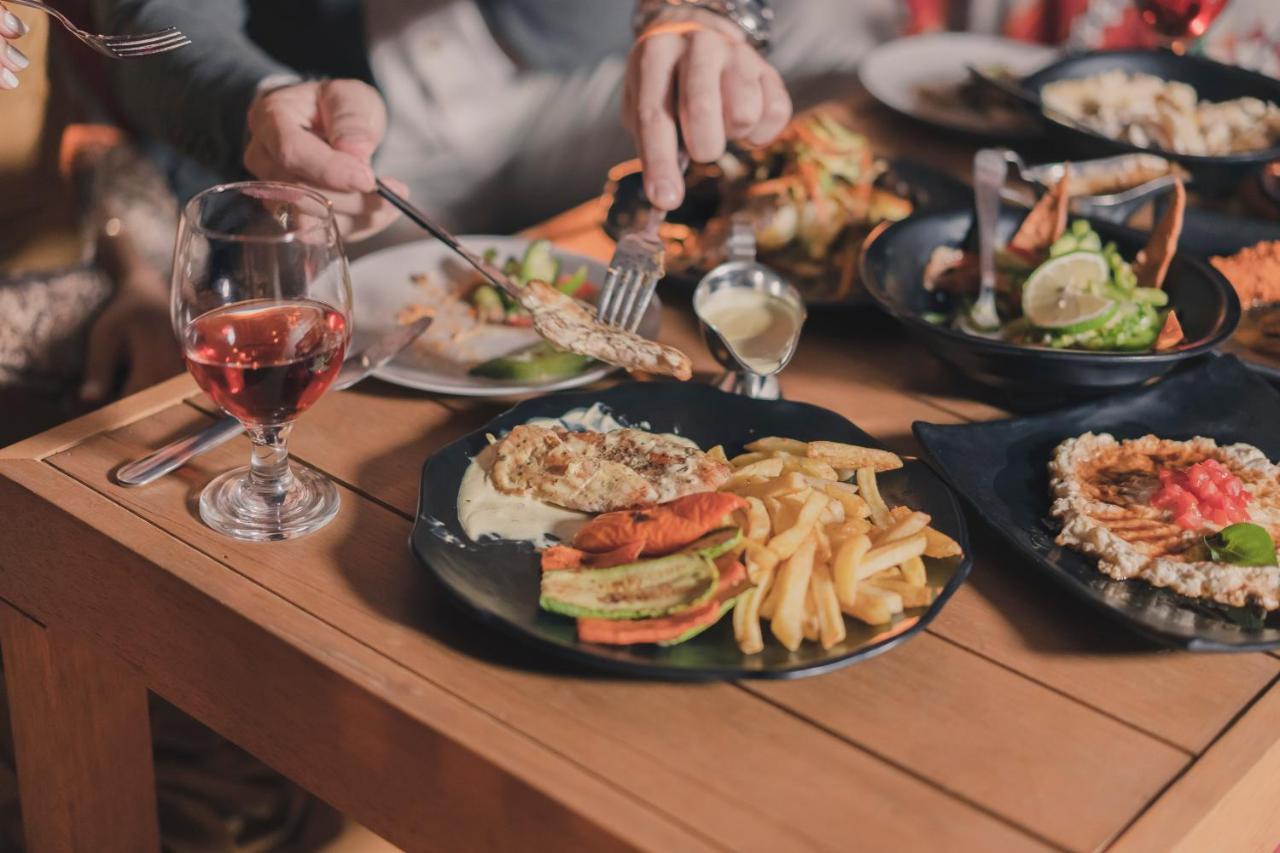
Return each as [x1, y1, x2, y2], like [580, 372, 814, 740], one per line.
[1154, 311, 1184, 351]
[1009, 171, 1070, 257]
[1134, 179, 1186, 289]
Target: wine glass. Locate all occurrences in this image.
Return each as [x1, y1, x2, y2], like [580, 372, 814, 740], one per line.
[1133, 0, 1230, 53]
[172, 182, 352, 541]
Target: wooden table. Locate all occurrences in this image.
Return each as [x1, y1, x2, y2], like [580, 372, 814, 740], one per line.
[4, 95, 1280, 853]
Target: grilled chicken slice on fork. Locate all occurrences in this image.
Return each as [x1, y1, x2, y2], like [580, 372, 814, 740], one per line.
[375, 180, 693, 380]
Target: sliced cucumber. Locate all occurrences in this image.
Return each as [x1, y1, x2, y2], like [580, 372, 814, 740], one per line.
[519, 239, 559, 286]
[469, 342, 595, 381]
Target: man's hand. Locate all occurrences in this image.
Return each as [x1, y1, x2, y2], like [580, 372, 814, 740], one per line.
[79, 269, 183, 405]
[244, 79, 406, 241]
[623, 8, 791, 211]
[0, 1, 30, 90]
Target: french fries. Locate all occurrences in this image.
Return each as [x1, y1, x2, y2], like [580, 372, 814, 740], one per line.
[806, 440, 903, 472]
[718, 436, 963, 655]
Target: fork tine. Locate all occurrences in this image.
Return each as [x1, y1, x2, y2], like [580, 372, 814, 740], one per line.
[607, 268, 638, 328]
[601, 268, 628, 327]
[100, 26, 179, 43]
[596, 268, 620, 323]
[108, 32, 187, 50]
[109, 34, 190, 56]
[624, 275, 659, 332]
[615, 272, 645, 330]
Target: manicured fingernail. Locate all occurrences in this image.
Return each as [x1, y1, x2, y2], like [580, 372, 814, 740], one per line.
[0, 68, 17, 90]
[648, 179, 679, 209]
[6, 43, 28, 70]
[3, 11, 28, 36]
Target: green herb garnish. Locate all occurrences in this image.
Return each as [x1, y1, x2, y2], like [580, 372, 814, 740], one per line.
[1204, 523, 1278, 567]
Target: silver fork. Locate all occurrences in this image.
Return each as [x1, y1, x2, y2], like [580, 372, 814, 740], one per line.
[596, 151, 690, 332]
[7, 0, 190, 58]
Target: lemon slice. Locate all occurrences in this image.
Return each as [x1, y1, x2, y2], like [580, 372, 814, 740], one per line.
[1022, 252, 1115, 332]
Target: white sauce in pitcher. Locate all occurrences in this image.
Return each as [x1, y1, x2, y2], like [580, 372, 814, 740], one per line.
[698, 288, 802, 374]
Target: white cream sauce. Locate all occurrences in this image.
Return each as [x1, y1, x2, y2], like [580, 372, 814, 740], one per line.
[457, 444, 589, 547]
[456, 403, 686, 547]
[699, 288, 802, 375]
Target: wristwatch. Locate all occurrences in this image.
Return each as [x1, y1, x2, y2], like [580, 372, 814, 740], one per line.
[633, 0, 774, 53]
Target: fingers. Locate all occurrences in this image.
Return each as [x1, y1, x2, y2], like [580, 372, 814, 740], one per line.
[0, 3, 29, 90]
[244, 83, 375, 192]
[678, 30, 729, 163]
[745, 64, 792, 147]
[630, 34, 684, 210]
[721, 43, 763, 141]
[80, 311, 123, 406]
[0, 3, 27, 38]
[318, 79, 387, 163]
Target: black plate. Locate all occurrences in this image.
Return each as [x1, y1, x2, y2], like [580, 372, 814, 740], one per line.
[915, 355, 1280, 650]
[859, 208, 1240, 395]
[602, 158, 972, 309]
[410, 383, 972, 680]
[1022, 50, 1280, 193]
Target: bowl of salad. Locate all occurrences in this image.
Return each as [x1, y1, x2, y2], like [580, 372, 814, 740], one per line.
[859, 179, 1239, 395]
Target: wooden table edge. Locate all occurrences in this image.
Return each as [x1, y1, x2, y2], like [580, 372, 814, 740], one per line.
[1111, 674, 1280, 852]
[0, 374, 199, 462]
[0, 458, 718, 853]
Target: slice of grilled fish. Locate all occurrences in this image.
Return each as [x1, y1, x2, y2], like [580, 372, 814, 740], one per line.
[517, 280, 693, 381]
[490, 425, 730, 513]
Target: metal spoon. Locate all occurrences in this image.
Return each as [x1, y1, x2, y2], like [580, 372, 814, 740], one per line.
[962, 148, 1009, 335]
[114, 316, 432, 487]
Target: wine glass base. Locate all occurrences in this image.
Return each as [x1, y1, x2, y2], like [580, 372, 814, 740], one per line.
[198, 464, 340, 542]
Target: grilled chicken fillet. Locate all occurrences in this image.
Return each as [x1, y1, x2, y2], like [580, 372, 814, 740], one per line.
[517, 280, 693, 381]
[490, 425, 731, 513]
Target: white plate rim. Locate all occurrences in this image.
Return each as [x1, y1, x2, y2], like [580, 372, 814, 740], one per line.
[350, 235, 659, 397]
[859, 32, 1059, 139]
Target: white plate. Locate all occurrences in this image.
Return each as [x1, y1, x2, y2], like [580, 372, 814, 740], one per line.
[859, 33, 1059, 140]
[351, 236, 661, 397]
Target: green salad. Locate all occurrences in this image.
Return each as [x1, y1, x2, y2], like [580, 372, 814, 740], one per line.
[999, 220, 1172, 352]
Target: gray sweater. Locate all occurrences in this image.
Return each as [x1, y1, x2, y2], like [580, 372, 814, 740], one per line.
[93, 0, 633, 179]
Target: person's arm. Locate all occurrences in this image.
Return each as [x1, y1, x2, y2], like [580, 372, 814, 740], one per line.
[623, 0, 791, 211]
[91, 0, 293, 177]
[93, 0, 403, 240]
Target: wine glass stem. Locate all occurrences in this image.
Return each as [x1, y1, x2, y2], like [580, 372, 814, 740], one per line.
[246, 424, 295, 506]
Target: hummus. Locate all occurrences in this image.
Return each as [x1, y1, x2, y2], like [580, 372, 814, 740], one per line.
[1049, 433, 1280, 610]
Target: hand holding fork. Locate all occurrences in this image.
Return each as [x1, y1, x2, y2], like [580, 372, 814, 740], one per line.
[0, 0, 188, 90]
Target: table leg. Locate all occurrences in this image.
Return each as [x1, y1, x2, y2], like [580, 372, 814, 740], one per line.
[0, 601, 160, 853]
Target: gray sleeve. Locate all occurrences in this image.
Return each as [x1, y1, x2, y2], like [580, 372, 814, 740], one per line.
[92, 0, 295, 177]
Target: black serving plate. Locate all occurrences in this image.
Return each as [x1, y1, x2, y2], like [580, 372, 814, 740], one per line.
[859, 208, 1240, 395]
[914, 355, 1280, 651]
[410, 383, 972, 680]
[603, 158, 972, 309]
[1022, 50, 1280, 193]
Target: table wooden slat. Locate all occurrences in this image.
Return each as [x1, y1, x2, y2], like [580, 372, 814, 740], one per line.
[1112, 679, 1280, 853]
[748, 633, 1188, 852]
[0, 459, 695, 853]
[930, 540, 1280, 755]
[35, 394, 1182, 845]
[43, 414, 1048, 852]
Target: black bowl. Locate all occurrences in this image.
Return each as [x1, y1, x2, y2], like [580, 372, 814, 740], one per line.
[602, 158, 972, 309]
[859, 208, 1241, 395]
[410, 382, 973, 680]
[1021, 50, 1280, 193]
